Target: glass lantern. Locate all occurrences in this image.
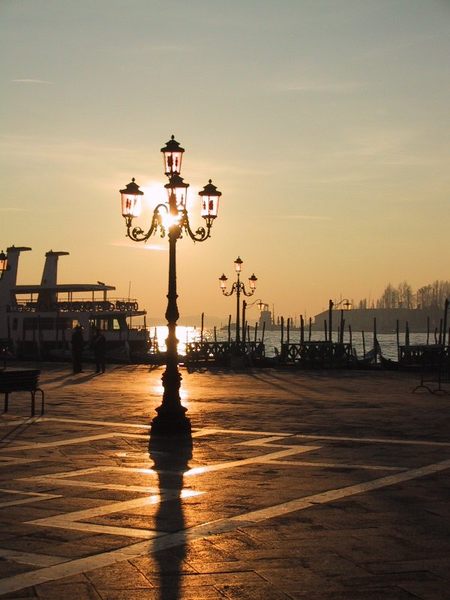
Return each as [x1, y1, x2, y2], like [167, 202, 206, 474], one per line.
[199, 180, 222, 220]
[0, 251, 8, 278]
[120, 178, 143, 219]
[248, 274, 258, 290]
[161, 135, 185, 176]
[219, 274, 228, 290]
[165, 174, 189, 212]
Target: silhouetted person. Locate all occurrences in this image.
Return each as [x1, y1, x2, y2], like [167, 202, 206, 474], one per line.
[91, 327, 106, 374]
[71, 325, 84, 374]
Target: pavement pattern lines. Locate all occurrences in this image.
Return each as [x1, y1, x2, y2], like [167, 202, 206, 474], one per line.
[0, 416, 449, 596]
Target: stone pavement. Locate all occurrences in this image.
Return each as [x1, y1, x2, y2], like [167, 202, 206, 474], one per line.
[0, 363, 449, 599]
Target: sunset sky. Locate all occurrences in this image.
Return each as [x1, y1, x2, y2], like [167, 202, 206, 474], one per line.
[1, 0, 449, 325]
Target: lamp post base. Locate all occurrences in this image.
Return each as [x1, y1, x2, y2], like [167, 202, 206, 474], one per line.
[150, 411, 192, 437]
[150, 363, 191, 437]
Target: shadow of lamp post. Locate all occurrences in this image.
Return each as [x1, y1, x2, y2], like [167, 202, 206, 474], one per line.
[119, 136, 222, 436]
[219, 257, 257, 345]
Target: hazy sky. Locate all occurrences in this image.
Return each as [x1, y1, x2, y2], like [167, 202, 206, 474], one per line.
[1, 0, 449, 324]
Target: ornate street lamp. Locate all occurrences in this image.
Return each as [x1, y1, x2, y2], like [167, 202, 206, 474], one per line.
[119, 135, 222, 436]
[219, 257, 257, 344]
[0, 251, 9, 279]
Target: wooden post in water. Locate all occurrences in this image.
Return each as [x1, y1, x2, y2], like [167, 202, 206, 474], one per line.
[373, 318, 378, 365]
[308, 317, 312, 341]
[405, 321, 410, 346]
[213, 326, 217, 342]
[340, 310, 344, 344]
[280, 316, 284, 347]
[254, 322, 258, 343]
[242, 301, 247, 344]
[324, 320, 327, 343]
[200, 312, 204, 343]
[261, 321, 266, 343]
[227, 315, 231, 343]
[328, 299, 333, 342]
[396, 320, 400, 361]
[362, 330, 366, 358]
[287, 318, 290, 344]
[300, 315, 304, 344]
[426, 316, 430, 345]
[348, 325, 353, 354]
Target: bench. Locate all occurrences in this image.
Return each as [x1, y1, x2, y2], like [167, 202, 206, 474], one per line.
[0, 369, 44, 416]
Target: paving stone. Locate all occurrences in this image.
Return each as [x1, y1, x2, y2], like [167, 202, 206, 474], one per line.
[0, 364, 449, 598]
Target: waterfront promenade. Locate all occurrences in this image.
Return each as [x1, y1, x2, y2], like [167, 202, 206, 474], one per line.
[0, 363, 449, 599]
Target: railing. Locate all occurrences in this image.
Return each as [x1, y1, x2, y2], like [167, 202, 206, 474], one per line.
[185, 341, 265, 365]
[280, 341, 354, 367]
[8, 299, 140, 313]
[399, 344, 447, 366]
[411, 345, 450, 393]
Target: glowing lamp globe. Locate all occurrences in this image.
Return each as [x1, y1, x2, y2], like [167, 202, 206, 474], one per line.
[219, 273, 228, 290]
[165, 173, 189, 211]
[161, 135, 185, 176]
[234, 256, 243, 274]
[120, 178, 143, 219]
[199, 180, 222, 220]
[248, 274, 258, 290]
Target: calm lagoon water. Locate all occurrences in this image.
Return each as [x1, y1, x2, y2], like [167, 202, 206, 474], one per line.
[150, 326, 434, 362]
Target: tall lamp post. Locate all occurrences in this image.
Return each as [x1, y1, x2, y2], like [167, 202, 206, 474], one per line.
[119, 136, 222, 436]
[219, 257, 257, 344]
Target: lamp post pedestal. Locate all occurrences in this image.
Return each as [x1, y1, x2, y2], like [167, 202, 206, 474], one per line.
[151, 366, 191, 435]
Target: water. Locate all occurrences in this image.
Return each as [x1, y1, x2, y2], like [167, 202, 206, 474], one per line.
[149, 325, 435, 361]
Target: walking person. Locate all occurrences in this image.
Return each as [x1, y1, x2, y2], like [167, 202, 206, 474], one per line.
[71, 324, 84, 374]
[91, 327, 106, 373]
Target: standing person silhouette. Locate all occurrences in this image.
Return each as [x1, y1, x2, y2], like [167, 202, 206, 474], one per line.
[71, 324, 84, 374]
[91, 327, 106, 374]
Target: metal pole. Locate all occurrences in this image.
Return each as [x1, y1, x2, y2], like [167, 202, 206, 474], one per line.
[242, 300, 247, 343]
[235, 275, 241, 344]
[151, 222, 190, 436]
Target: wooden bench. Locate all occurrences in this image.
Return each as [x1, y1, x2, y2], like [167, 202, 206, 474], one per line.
[0, 369, 44, 416]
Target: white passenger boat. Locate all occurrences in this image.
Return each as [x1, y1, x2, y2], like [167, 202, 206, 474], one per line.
[0, 246, 149, 362]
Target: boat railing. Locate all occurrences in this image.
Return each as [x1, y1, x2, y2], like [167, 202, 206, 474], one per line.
[8, 298, 141, 313]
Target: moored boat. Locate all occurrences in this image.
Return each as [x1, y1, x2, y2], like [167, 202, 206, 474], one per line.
[0, 246, 150, 362]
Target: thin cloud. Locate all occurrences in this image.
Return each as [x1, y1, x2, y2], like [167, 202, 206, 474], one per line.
[12, 78, 53, 84]
[274, 214, 331, 221]
[110, 241, 166, 251]
[283, 81, 364, 94]
[0, 207, 27, 212]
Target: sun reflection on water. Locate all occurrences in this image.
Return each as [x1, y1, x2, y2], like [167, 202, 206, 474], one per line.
[150, 325, 201, 356]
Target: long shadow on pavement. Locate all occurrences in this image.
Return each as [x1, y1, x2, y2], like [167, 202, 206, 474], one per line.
[149, 434, 192, 600]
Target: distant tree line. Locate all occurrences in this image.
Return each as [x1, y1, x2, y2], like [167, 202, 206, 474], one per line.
[356, 280, 450, 310]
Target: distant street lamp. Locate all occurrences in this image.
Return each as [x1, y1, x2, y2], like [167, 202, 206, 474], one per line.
[119, 136, 222, 436]
[219, 257, 257, 344]
[0, 251, 9, 279]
